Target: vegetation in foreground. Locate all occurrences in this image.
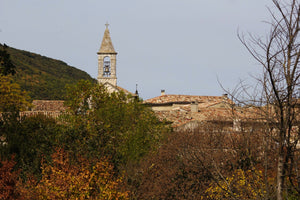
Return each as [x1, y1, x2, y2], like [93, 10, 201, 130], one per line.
[1, 75, 299, 199]
[0, 76, 170, 199]
[1, 0, 299, 199]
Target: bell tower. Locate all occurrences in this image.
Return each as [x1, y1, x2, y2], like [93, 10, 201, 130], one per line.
[97, 23, 117, 86]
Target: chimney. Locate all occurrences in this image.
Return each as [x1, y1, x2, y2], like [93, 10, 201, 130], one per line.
[161, 89, 165, 96]
[223, 94, 228, 99]
[191, 101, 198, 112]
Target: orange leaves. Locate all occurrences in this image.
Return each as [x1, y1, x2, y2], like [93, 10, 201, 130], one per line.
[19, 148, 129, 200]
[0, 155, 20, 200]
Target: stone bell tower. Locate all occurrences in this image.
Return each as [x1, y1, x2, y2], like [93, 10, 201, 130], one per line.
[97, 23, 117, 86]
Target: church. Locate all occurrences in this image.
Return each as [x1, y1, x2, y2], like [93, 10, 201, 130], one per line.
[29, 24, 249, 131]
[96, 24, 134, 96]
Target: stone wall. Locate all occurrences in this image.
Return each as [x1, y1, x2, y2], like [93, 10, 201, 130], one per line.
[20, 111, 62, 118]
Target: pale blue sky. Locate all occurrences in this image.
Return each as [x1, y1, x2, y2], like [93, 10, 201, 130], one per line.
[1, 0, 272, 99]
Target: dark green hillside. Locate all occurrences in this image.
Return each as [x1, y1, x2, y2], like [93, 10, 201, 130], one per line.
[2, 44, 96, 100]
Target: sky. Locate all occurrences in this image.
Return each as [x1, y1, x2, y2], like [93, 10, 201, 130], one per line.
[0, 0, 273, 99]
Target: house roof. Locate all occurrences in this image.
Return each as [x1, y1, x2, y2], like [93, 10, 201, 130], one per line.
[98, 27, 117, 54]
[148, 101, 266, 128]
[103, 82, 135, 96]
[144, 94, 233, 105]
[32, 100, 66, 111]
[117, 86, 136, 96]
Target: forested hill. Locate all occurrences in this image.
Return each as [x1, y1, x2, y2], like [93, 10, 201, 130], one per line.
[3, 44, 96, 100]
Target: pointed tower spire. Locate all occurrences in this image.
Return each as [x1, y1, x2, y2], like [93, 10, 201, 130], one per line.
[97, 23, 117, 86]
[98, 23, 117, 54]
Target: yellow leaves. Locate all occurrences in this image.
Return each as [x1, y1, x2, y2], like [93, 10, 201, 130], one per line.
[205, 168, 267, 200]
[18, 148, 129, 200]
[0, 75, 31, 112]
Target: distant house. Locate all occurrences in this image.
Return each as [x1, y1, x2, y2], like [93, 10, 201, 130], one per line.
[143, 90, 274, 133]
[143, 91, 234, 128]
[144, 91, 233, 112]
[19, 100, 66, 118]
[31, 100, 66, 112]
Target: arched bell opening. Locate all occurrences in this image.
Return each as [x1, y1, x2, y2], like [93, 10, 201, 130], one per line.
[103, 56, 111, 77]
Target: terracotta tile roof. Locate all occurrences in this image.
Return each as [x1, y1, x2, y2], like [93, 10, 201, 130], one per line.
[152, 105, 267, 128]
[32, 100, 66, 111]
[116, 86, 135, 96]
[154, 110, 193, 126]
[143, 94, 236, 127]
[144, 94, 233, 105]
[102, 82, 135, 96]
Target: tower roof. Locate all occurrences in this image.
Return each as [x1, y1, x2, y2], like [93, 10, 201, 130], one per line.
[98, 25, 117, 54]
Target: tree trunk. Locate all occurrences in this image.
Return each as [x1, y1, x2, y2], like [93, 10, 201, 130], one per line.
[277, 150, 285, 200]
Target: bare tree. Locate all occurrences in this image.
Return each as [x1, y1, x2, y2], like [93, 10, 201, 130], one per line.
[134, 121, 276, 199]
[238, 0, 300, 199]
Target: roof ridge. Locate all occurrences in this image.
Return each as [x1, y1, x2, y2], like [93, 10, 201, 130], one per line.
[144, 94, 225, 102]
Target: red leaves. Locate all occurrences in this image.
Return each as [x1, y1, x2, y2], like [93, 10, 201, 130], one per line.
[0, 155, 20, 200]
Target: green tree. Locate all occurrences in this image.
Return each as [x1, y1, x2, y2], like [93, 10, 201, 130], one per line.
[0, 44, 15, 76]
[61, 80, 169, 168]
[0, 114, 60, 177]
[0, 75, 31, 112]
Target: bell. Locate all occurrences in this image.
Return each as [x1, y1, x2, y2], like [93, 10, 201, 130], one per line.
[104, 65, 110, 73]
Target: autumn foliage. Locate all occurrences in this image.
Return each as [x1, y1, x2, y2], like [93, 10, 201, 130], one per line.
[0, 75, 31, 112]
[205, 168, 267, 200]
[135, 122, 280, 199]
[0, 155, 20, 200]
[18, 148, 129, 200]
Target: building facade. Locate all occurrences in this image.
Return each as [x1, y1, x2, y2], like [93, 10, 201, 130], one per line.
[97, 23, 117, 87]
[97, 24, 134, 96]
